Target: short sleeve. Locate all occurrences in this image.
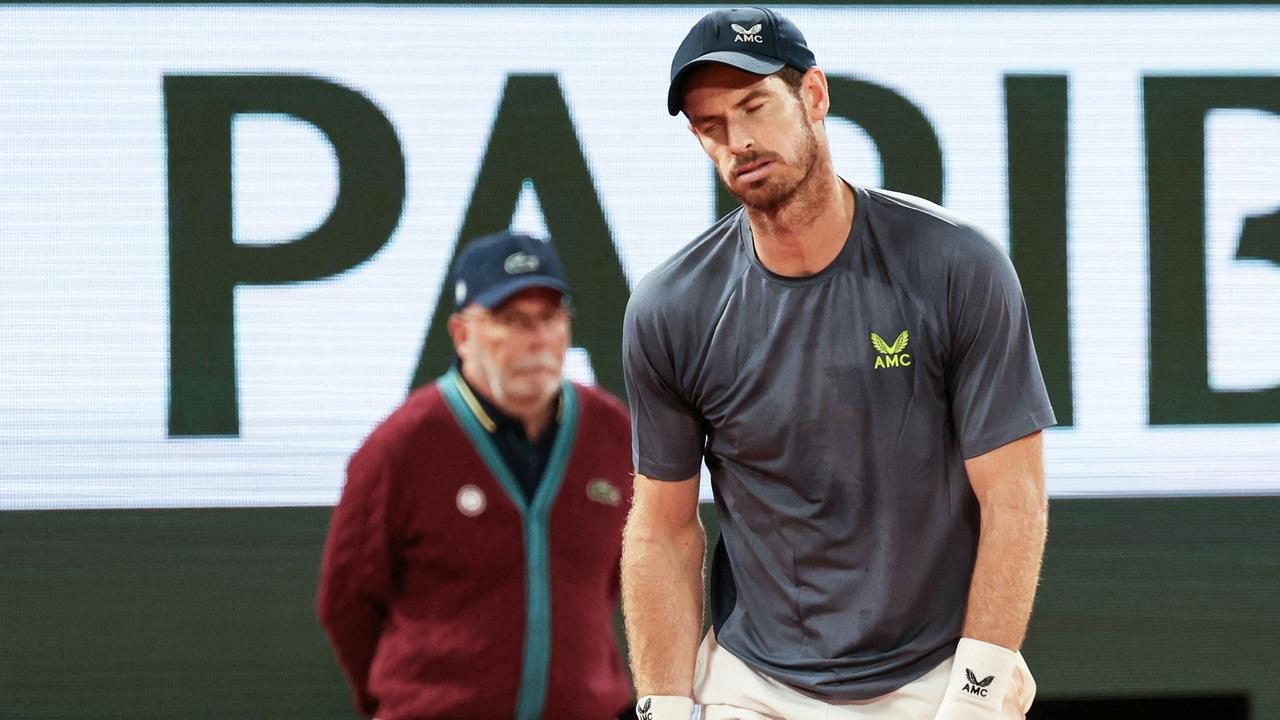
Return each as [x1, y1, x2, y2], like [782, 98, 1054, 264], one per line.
[945, 233, 1057, 458]
[622, 286, 706, 481]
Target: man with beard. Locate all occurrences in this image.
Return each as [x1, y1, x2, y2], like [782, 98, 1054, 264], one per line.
[621, 8, 1054, 720]
[319, 231, 635, 719]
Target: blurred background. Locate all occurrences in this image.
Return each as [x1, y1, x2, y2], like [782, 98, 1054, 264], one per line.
[1, 2, 1277, 718]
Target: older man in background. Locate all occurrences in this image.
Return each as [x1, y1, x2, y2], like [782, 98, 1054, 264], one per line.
[319, 231, 635, 720]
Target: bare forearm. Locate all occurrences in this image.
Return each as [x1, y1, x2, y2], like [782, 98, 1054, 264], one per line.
[621, 516, 706, 696]
[961, 483, 1048, 650]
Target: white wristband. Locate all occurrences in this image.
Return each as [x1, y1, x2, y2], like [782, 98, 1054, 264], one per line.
[635, 695, 695, 720]
[935, 638, 1019, 719]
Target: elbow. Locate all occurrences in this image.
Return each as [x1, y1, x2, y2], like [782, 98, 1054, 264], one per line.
[622, 519, 666, 560]
[621, 521, 705, 577]
[977, 486, 1047, 530]
[623, 509, 704, 549]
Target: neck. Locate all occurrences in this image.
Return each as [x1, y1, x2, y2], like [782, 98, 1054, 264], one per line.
[460, 364, 556, 440]
[514, 404, 555, 441]
[745, 164, 854, 278]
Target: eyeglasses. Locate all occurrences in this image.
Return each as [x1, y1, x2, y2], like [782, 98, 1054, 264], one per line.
[465, 307, 573, 334]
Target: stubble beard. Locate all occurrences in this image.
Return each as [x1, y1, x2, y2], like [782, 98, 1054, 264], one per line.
[490, 353, 563, 408]
[723, 120, 821, 215]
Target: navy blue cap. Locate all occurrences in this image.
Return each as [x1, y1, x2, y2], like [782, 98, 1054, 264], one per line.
[452, 231, 571, 310]
[668, 7, 817, 116]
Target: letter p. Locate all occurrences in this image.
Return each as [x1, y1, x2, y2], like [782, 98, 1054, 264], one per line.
[165, 75, 405, 436]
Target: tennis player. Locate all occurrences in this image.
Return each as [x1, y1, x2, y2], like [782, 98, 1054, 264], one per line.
[621, 7, 1055, 719]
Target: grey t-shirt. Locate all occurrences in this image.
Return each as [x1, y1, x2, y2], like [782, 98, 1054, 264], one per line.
[622, 186, 1056, 700]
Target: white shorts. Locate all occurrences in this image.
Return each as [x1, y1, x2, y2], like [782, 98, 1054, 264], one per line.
[692, 631, 1037, 720]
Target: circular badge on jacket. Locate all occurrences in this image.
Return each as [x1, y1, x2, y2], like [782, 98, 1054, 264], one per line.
[456, 485, 487, 517]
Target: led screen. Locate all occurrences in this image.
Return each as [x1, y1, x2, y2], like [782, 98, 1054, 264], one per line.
[1, 5, 1278, 509]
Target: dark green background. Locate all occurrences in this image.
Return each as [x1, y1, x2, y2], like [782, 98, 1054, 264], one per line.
[3, 498, 1278, 718]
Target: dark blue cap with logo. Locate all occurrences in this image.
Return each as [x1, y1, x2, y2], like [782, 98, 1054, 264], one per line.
[668, 6, 817, 116]
[452, 231, 572, 310]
